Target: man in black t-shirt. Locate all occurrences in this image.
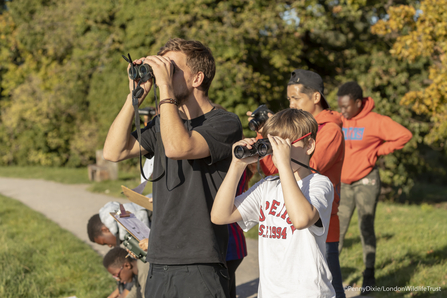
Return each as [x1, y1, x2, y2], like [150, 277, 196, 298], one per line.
[103, 38, 242, 298]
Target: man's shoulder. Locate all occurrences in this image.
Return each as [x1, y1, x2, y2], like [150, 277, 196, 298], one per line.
[202, 109, 243, 135]
[199, 109, 240, 125]
[320, 121, 343, 133]
[344, 111, 385, 127]
[211, 109, 241, 121]
[316, 122, 344, 146]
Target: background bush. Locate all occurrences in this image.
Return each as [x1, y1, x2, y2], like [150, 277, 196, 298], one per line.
[1, 0, 446, 199]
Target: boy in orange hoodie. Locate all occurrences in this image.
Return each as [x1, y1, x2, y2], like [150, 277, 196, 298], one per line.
[252, 69, 346, 298]
[336, 81, 412, 295]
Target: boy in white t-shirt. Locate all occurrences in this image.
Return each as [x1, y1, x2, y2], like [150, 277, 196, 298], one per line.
[211, 108, 335, 298]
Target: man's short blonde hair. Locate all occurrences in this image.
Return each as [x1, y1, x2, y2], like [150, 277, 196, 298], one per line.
[261, 108, 318, 152]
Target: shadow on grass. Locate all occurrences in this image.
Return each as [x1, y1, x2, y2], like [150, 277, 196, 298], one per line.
[340, 267, 361, 286]
[374, 244, 447, 297]
[342, 233, 395, 251]
[342, 237, 361, 251]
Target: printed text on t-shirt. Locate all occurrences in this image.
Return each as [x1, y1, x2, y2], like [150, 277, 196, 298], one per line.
[342, 127, 365, 140]
[259, 199, 298, 237]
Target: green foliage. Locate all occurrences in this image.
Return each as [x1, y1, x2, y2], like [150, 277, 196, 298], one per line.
[1, 0, 446, 199]
[373, 0, 447, 148]
[0, 194, 114, 298]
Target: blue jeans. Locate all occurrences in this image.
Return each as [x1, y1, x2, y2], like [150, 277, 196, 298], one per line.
[326, 242, 346, 298]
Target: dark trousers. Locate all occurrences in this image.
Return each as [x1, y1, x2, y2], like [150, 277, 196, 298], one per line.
[326, 242, 346, 298]
[227, 258, 243, 298]
[145, 263, 230, 298]
[338, 167, 381, 269]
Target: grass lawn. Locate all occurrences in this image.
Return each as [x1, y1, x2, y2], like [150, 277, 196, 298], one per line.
[0, 194, 115, 298]
[1, 166, 446, 297]
[339, 202, 447, 297]
[0, 166, 152, 198]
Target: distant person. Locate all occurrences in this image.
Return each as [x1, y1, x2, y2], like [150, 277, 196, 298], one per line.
[211, 109, 335, 297]
[87, 202, 151, 247]
[336, 81, 412, 294]
[87, 202, 151, 298]
[253, 69, 346, 297]
[103, 247, 150, 298]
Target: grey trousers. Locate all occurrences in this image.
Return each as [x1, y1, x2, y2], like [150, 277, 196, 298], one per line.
[338, 167, 381, 269]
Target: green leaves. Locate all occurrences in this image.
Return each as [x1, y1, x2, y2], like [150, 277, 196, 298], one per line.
[0, 0, 445, 199]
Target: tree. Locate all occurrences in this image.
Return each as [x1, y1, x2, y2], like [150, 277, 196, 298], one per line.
[1, 0, 445, 200]
[0, 0, 117, 166]
[372, 0, 447, 149]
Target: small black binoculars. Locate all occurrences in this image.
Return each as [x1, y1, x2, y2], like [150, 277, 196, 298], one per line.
[234, 139, 272, 159]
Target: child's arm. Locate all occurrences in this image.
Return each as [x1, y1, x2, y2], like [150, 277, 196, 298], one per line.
[268, 134, 320, 230]
[211, 138, 259, 225]
[117, 289, 130, 298]
[107, 288, 120, 298]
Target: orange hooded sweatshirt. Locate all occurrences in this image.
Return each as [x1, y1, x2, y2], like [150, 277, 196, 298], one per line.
[257, 110, 345, 242]
[339, 97, 412, 184]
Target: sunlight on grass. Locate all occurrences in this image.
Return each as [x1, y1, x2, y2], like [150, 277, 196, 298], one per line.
[0, 194, 115, 298]
[340, 202, 447, 297]
[0, 166, 90, 184]
[0, 166, 152, 198]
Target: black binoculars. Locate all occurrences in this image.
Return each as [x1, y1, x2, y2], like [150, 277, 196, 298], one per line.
[234, 139, 272, 159]
[128, 63, 153, 81]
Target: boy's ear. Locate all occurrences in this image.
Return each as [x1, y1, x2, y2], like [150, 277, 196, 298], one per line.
[124, 260, 133, 270]
[306, 138, 316, 156]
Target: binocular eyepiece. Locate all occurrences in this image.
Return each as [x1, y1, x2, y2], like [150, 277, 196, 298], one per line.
[128, 63, 154, 81]
[234, 139, 272, 159]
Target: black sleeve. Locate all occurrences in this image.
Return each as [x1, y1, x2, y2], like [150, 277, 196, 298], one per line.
[195, 110, 243, 165]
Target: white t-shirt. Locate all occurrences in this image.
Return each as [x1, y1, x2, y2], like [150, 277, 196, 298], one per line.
[140, 157, 154, 183]
[235, 173, 335, 298]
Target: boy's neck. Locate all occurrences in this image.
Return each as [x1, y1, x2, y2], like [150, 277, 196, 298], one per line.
[293, 167, 312, 181]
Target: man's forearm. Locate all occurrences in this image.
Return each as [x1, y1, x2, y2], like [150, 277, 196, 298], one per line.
[159, 102, 190, 157]
[157, 85, 208, 159]
[103, 94, 138, 162]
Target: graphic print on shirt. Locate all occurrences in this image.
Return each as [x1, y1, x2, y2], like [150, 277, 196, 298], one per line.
[258, 199, 298, 239]
[342, 127, 365, 140]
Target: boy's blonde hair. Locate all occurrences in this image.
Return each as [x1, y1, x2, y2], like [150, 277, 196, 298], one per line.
[261, 108, 318, 157]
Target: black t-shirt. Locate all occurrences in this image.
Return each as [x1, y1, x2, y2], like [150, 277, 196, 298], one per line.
[132, 109, 243, 265]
